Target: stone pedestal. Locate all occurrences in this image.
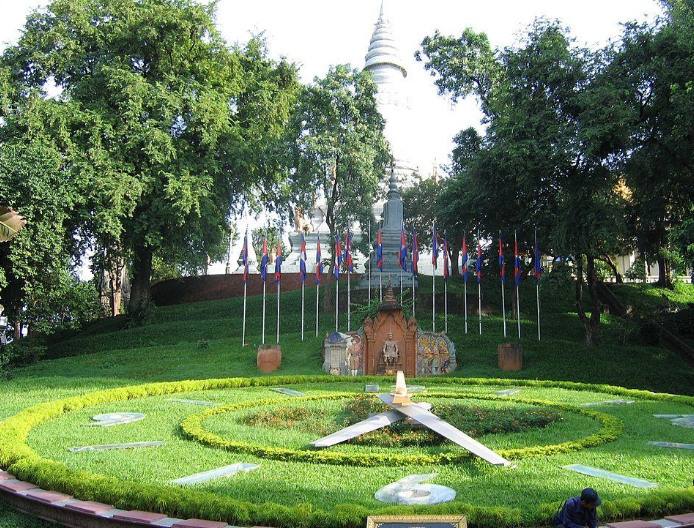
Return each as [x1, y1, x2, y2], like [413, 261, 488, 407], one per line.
[257, 345, 282, 373]
[498, 343, 522, 371]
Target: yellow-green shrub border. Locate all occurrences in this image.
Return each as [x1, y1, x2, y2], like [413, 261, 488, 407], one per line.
[181, 391, 622, 466]
[0, 375, 693, 528]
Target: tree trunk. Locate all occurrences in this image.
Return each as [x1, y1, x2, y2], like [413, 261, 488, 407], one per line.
[107, 254, 125, 318]
[128, 246, 153, 318]
[13, 307, 21, 340]
[575, 255, 600, 347]
[656, 254, 672, 289]
[449, 245, 459, 276]
[600, 255, 623, 284]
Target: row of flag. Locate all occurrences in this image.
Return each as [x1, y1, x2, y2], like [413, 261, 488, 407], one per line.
[243, 229, 543, 285]
[241, 225, 544, 344]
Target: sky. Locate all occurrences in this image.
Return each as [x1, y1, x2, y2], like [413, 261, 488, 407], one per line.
[0, 0, 663, 272]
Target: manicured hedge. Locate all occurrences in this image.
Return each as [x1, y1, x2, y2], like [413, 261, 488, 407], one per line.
[181, 392, 621, 466]
[1, 375, 694, 528]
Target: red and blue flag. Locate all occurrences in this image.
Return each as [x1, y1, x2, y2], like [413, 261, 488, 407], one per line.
[344, 229, 353, 272]
[334, 235, 342, 280]
[462, 232, 469, 282]
[260, 237, 269, 282]
[476, 240, 483, 284]
[299, 234, 307, 282]
[399, 224, 407, 270]
[274, 242, 282, 284]
[377, 228, 383, 271]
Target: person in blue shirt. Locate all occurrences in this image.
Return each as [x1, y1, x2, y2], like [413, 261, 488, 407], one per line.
[553, 488, 601, 528]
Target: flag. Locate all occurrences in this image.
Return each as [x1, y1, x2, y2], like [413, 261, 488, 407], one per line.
[334, 235, 341, 280]
[242, 232, 249, 284]
[534, 237, 542, 284]
[316, 236, 322, 284]
[432, 223, 439, 268]
[299, 233, 307, 282]
[499, 232, 506, 282]
[411, 229, 419, 276]
[344, 229, 353, 272]
[476, 240, 482, 284]
[462, 232, 469, 282]
[376, 228, 383, 271]
[443, 234, 450, 282]
[515, 237, 521, 286]
[399, 224, 407, 270]
[274, 242, 282, 284]
[260, 237, 269, 282]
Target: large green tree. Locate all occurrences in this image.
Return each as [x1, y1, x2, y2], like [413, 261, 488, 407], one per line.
[609, 1, 694, 287]
[289, 64, 391, 270]
[1, 0, 298, 317]
[418, 20, 629, 345]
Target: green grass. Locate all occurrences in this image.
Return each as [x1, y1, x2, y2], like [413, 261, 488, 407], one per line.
[1, 281, 694, 527]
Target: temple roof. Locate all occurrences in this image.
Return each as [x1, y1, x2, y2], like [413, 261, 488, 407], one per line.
[364, 0, 408, 78]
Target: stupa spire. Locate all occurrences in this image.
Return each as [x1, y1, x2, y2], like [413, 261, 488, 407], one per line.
[364, 0, 407, 78]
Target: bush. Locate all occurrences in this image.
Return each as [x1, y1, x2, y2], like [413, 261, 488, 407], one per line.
[664, 308, 694, 336]
[625, 259, 647, 282]
[638, 321, 661, 345]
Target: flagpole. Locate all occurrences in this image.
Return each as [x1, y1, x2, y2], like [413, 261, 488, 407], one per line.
[242, 280, 247, 346]
[464, 278, 468, 334]
[347, 269, 351, 332]
[276, 281, 281, 344]
[262, 281, 266, 344]
[380, 272, 382, 302]
[515, 230, 521, 339]
[335, 276, 339, 332]
[400, 268, 403, 298]
[315, 283, 320, 337]
[499, 231, 506, 337]
[444, 279, 448, 334]
[536, 228, 541, 341]
[301, 281, 305, 341]
[478, 231, 482, 336]
[413, 273, 416, 318]
[432, 264, 436, 332]
[368, 220, 372, 304]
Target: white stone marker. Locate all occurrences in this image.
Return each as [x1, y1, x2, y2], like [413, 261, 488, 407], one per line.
[647, 441, 694, 450]
[494, 389, 521, 396]
[84, 413, 145, 426]
[167, 399, 217, 406]
[375, 474, 456, 505]
[562, 464, 659, 488]
[270, 388, 306, 396]
[580, 399, 635, 406]
[69, 441, 164, 452]
[171, 463, 259, 485]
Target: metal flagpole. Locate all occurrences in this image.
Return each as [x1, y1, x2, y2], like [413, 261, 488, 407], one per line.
[347, 270, 351, 331]
[515, 230, 521, 339]
[432, 222, 437, 332]
[463, 232, 469, 334]
[368, 220, 371, 303]
[276, 241, 282, 344]
[413, 273, 416, 317]
[277, 281, 280, 344]
[242, 280, 247, 345]
[316, 236, 322, 338]
[380, 272, 382, 302]
[536, 228, 541, 341]
[262, 281, 266, 344]
[500, 232, 507, 338]
[445, 280, 448, 334]
[301, 281, 305, 341]
[315, 283, 320, 337]
[335, 278, 339, 332]
[242, 231, 248, 346]
[478, 232, 482, 335]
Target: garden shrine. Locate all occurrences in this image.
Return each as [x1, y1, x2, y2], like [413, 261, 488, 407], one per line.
[322, 284, 457, 376]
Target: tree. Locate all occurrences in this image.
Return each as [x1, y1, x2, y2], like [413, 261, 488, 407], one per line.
[290, 64, 390, 273]
[418, 20, 630, 345]
[610, 2, 694, 287]
[1, 0, 299, 319]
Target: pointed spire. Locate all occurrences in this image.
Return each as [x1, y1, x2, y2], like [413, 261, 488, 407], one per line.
[364, 0, 407, 78]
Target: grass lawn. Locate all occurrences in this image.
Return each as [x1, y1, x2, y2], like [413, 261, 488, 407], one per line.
[1, 279, 694, 527]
